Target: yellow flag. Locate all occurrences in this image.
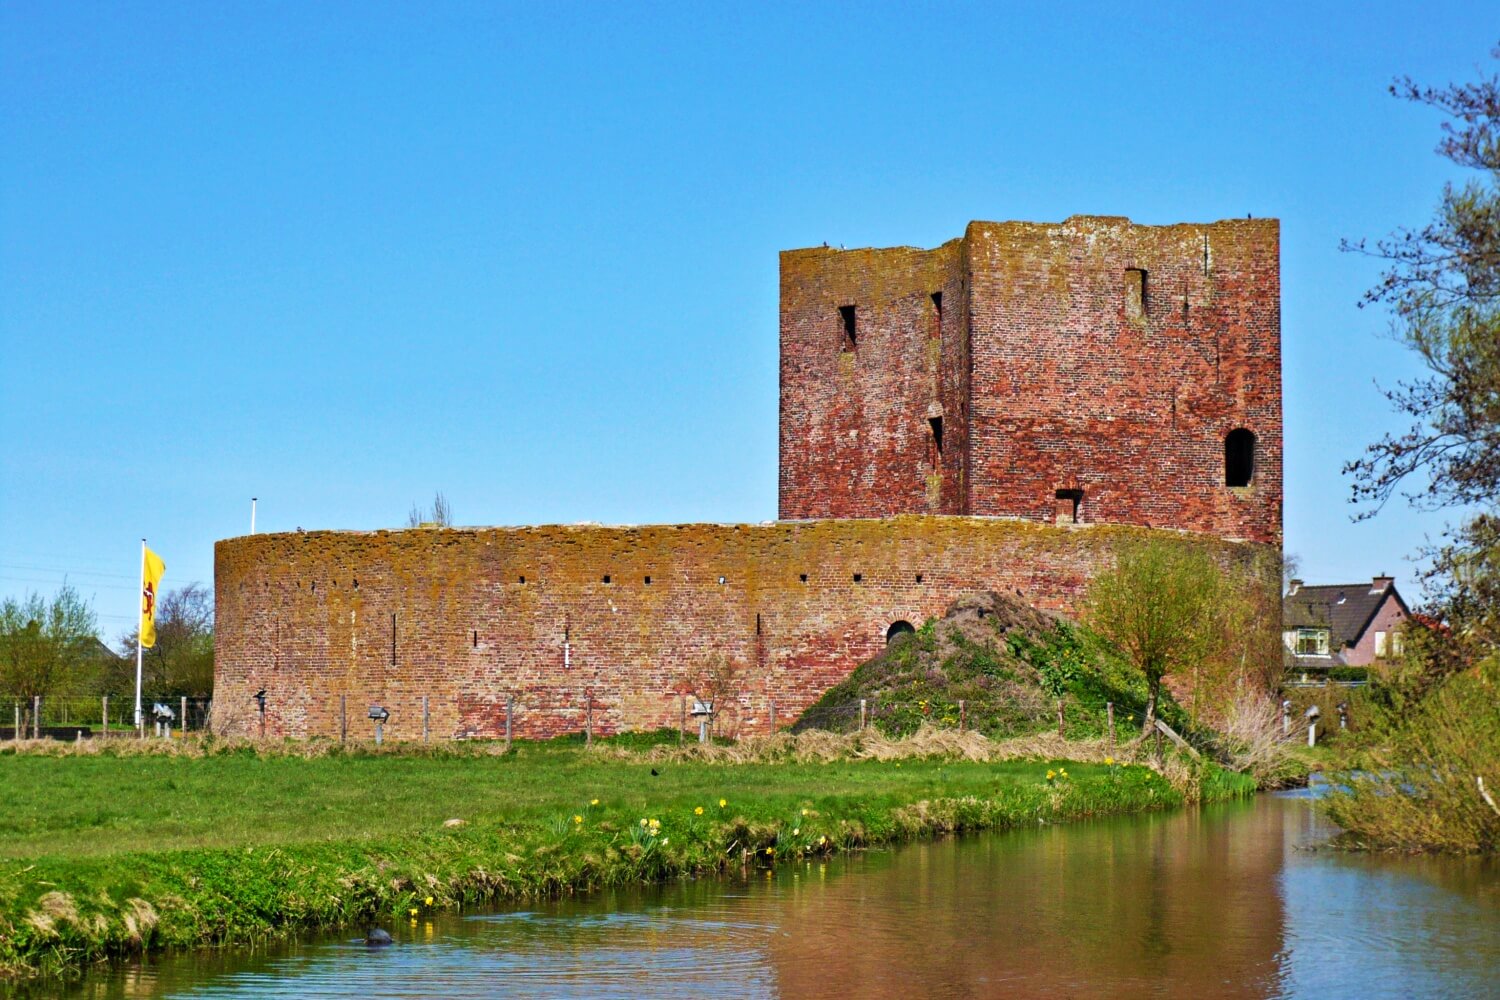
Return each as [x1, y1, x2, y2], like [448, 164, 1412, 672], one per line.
[141, 546, 165, 648]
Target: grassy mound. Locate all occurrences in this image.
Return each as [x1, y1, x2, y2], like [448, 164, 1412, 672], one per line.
[794, 591, 1195, 740]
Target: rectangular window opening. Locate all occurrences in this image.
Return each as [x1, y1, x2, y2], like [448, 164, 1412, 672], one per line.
[644, 575, 652, 585]
[930, 291, 943, 333]
[928, 416, 944, 456]
[799, 573, 808, 583]
[839, 305, 857, 352]
[1054, 488, 1083, 525]
[853, 573, 862, 583]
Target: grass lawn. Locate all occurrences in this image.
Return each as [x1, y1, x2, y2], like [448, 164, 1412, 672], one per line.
[0, 740, 1245, 978]
[0, 744, 1080, 860]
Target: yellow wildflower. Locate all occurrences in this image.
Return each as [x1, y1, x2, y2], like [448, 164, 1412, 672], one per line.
[409, 907, 418, 917]
[800, 808, 809, 816]
[792, 827, 800, 835]
[1104, 756, 1115, 766]
[719, 798, 727, 808]
[590, 798, 599, 806]
[694, 806, 704, 815]
[573, 814, 583, 824]
[640, 818, 648, 827]
[1046, 769, 1056, 780]
[424, 896, 433, 906]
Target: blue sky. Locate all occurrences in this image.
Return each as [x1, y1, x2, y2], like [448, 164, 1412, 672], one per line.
[1, 2, 1492, 640]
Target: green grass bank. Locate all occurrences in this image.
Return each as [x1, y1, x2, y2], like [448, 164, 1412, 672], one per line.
[0, 737, 1253, 980]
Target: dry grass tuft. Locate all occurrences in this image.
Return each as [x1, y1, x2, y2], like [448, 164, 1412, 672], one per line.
[605, 724, 1152, 767]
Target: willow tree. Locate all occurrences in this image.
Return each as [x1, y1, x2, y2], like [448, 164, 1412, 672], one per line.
[1085, 539, 1224, 737]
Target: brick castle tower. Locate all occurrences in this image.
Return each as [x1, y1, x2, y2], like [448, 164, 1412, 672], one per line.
[778, 216, 1281, 545]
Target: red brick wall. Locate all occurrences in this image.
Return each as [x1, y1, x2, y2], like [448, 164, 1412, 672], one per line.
[1344, 591, 1409, 666]
[779, 217, 1282, 546]
[214, 518, 1274, 741]
[779, 242, 968, 519]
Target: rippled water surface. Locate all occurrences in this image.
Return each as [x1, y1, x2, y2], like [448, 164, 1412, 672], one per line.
[50, 795, 1500, 999]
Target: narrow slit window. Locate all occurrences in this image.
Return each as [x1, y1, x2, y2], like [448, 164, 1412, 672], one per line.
[928, 416, 944, 456]
[839, 305, 857, 352]
[1225, 429, 1255, 487]
[518, 575, 526, 585]
[644, 575, 652, 585]
[799, 573, 808, 583]
[1125, 268, 1147, 322]
[602, 574, 611, 584]
[930, 291, 943, 334]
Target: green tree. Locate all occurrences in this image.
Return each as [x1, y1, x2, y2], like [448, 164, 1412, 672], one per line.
[1342, 47, 1500, 649]
[1085, 540, 1224, 738]
[0, 584, 100, 709]
[116, 582, 214, 698]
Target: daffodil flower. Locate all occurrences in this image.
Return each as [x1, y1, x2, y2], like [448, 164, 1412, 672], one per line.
[694, 806, 704, 815]
[424, 896, 434, 906]
[719, 798, 727, 808]
[573, 814, 583, 824]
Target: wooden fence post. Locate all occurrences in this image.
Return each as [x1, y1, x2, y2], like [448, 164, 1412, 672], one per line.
[958, 699, 965, 732]
[103, 696, 109, 738]
[859, 698, 867, 731]
[181, 696, 187, 734]
[769, 699, 776, 735]
[1056, 698, 1065, 737]
[505, 695, 514, 749]
[585, 695, 593, 745]
[1107, 702, 1115, 744]
[33, 696, 40, 740]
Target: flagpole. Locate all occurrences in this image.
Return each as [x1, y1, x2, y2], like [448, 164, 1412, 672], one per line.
[135, 538, 145, 735]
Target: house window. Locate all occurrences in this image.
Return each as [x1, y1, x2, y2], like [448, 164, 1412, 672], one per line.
[839, 305, 857, 352]
[1225, 429, 1255, 487]
[1125, 268, 1147, 322]
[1374, 631, 1389, 657]
[1295, 628, 1330, 656]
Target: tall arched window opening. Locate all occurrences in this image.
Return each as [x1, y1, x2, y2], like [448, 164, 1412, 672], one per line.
[1225, 429, 1255, 487]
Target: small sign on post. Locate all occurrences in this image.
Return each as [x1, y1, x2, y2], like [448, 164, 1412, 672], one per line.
[690, 698, 713, 744]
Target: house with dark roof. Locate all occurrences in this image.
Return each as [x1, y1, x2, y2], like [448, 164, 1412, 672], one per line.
[1282, 575, 1411, 672]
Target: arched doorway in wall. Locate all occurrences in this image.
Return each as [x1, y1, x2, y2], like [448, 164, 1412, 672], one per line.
[1225, 428, 1256, 486]
[886, 620, 916, 644]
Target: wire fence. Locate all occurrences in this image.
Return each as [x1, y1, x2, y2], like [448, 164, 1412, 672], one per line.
[1, 695, 212, 740]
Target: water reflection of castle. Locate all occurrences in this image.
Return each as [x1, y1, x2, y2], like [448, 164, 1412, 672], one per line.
[765, 800, 1289, 998]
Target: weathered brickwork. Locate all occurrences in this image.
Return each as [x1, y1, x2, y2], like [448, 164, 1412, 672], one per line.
[214, 519, 1274, 740]
[215, 215, 1282, 738]
[779, 217, 1282, 546]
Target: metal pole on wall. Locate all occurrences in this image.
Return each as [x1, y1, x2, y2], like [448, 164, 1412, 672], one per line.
[340, 694, 347, 743]
[505, 695, 514, 749]
[679, 695, 686, 745]
[769, 699, 776, 735]
[585, 695, 593, 745]
[422, 694, 430, 742]
[181, 696, 187, 734]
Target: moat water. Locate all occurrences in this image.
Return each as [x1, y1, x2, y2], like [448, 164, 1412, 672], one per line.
[44, 793, 1500, 999]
